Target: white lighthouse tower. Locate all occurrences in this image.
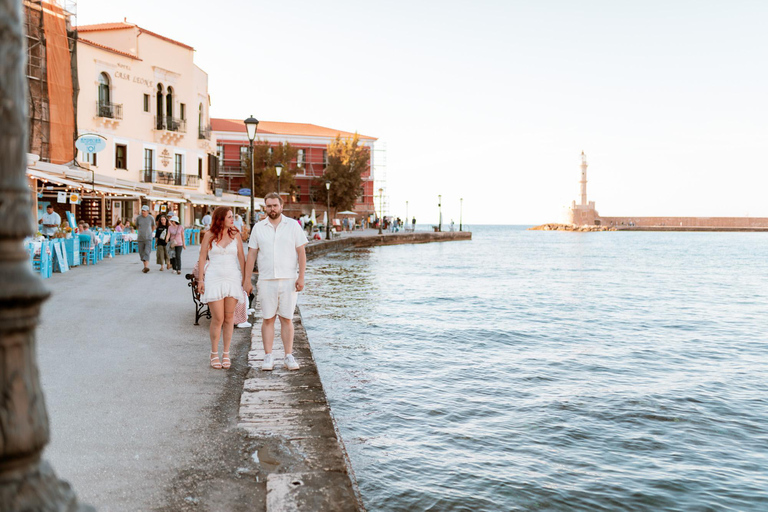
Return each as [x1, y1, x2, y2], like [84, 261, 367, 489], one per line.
[568, 151, 599, 225]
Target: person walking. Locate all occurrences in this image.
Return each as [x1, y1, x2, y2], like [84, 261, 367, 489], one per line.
[243, 193, 308, 371]
[38, 204, 61, 238]
[197, 207, 246, 369]
[202, 210, 212, 231]
[155, 214, 170, 271]
[166, 215, 186, 275]
[136, 205, 155, 273]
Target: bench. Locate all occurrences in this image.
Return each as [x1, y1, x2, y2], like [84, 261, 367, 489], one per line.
[185, 273, 211, 325]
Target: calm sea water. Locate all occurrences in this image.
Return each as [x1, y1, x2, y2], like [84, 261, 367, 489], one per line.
[299, 225, 768, 511]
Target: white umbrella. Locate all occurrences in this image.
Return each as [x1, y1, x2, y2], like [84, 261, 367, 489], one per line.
[322, 211, 328, 226]
[338, 210, 357, 215]
[310, 208, 317, 225]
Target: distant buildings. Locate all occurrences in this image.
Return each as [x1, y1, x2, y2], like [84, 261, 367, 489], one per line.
[23, 8, 373, 229]
[212, 120, 377, 219]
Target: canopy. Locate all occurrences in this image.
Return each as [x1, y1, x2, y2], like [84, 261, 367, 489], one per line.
[338, 210, 358, 215]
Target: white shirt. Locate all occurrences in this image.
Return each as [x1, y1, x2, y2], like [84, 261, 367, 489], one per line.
[202, 214, 212, 227]
[248, 214, 308, 280]
[40, 211, 61, 236]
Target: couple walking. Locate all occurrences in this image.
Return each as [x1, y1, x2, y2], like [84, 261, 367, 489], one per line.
[198, 193, 308, 371]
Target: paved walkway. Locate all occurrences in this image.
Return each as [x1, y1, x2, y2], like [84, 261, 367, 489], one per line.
[36, 246, 258, 511]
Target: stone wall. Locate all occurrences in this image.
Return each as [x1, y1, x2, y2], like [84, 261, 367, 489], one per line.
[305, 231, 472, 259]
[599, 216, 768, 229]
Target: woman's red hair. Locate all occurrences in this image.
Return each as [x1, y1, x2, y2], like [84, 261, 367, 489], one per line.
[208, 206, 239, 250]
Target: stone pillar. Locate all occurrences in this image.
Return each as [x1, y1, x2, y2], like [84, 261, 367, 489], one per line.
[0, 1, 92, 509]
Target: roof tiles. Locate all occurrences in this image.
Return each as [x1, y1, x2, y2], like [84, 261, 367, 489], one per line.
[211, 119, 376, 140]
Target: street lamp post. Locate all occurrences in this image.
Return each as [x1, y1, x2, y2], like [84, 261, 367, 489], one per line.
[438, 194, 442, 232]
[378, 187, 384, 235]
[325, 181, 331, 240]
[460, 197, 463, 232]
[244, 115, 259, 226]
[275, 163, 283, 195]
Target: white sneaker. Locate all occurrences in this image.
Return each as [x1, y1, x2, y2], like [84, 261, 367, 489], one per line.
[236, 321, 252, 328]
[262, 353, 274, 371]
[247, 308, 256, 315]
[284, 353, 300, 371]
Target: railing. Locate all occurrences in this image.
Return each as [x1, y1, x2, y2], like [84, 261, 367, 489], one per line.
[198, 124, 212, 140]
[141, 170, 197, 187]
[154, 115, 187, 133]
[96, 101, 123, 120]
[219, 166, 245, 177]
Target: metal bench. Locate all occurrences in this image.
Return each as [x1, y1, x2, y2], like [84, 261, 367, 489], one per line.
[185, 272, 211, 325]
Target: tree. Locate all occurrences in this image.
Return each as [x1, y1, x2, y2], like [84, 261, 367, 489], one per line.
[318, 134, 370, 214]
[242, 141, 299, 198]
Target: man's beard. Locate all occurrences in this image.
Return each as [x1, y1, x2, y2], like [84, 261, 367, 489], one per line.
[268, 210, 281, 219]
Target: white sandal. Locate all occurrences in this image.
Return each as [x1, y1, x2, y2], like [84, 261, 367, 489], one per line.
[222, 351, 231, 369]
[210, 351, 222, 369]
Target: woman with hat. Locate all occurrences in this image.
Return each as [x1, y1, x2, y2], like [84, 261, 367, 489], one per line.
[165, 215, 186, 274]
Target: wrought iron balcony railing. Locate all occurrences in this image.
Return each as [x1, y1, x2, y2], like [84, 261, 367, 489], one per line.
[198, 124, 212, 140]
[96, 101, 123, 120]
[154, 115, 187, 133]
[141, 170, 199, 187]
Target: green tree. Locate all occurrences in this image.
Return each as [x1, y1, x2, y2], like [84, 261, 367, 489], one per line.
[242, 141, 299, 198]
[316, 134, 370, 214]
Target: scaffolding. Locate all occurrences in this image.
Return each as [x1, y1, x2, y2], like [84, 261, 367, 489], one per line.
[372, 141, 388, 217]
[24, 0, 77, 163]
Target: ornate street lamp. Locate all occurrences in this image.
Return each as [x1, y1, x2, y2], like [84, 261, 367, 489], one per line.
[460, 197, 463, 232]
[438, 194, 442, 232]
[275, 163, 283, 194]
[0, 4, 91, 508]
[378, 187, 384, 235]
[244, 115, 259, 226]
[325, 181, 331, 240]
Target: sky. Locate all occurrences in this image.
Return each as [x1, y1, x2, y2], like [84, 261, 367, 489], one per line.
[76, 0, 768, 225]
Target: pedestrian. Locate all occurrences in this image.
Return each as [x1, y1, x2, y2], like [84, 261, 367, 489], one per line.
[135, 205, 155, 273]
[233, 214, 244, 232]
[202, 210, 212, 231]
[197, 207, 246, 370]
[243, 192, 308, 371]
[38, 204, 61, 238]
[155, 214, 170, 271]
[412, 217, 416, 231]
[166, 215, 186, 275]
[114, 219, 124, 232]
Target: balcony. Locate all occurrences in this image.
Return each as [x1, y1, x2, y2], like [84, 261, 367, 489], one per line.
[141, 170, 199, 188]
[96, 101, 123, 119]
[153, 115, 186, 145]
[198, 124, 212, 140]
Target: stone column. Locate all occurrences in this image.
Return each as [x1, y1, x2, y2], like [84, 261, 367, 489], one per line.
[0, 1, 92, 509]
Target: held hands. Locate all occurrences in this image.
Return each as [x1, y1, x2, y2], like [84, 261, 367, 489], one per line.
[295, 276, 305, 292]
[243, 281, 253, 295]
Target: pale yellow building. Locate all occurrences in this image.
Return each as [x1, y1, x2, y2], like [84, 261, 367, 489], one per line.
[70, 21, 249, 226]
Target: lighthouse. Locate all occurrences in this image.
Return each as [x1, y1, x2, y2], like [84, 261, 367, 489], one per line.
[568, 151, 599, 225]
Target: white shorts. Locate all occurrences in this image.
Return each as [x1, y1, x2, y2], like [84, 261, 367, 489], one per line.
[258, 278, 297, 319]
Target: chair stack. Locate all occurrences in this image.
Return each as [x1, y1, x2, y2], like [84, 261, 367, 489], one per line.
[29, 240, 52, 279]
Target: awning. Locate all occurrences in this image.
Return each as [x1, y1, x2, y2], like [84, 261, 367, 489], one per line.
[27, 168, 84, 189]
[145, 195, 186, 203]
[189, 194, 262, 209]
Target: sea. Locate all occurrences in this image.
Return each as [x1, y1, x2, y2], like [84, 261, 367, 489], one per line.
[298, 225, 768, 511]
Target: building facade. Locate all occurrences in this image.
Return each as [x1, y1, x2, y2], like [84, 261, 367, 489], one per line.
[211, 120, 377, 220]
[69, 21, 246, 227]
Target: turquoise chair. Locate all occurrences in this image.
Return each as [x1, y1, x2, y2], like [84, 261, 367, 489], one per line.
[52, 240, 69, 273]
[105, 233, 116, 258]
[65, 237, 80, 267]
[96, 236, 105, 262]
[26, 242, 37, 272]
[130, 239, 139, 253]
[38, 240, 52, 278]
[79, 234, 97, 265]
[184, 229, 191, 247]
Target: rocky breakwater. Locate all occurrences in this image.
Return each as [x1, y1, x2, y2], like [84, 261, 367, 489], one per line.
[529, 223, 616, 232]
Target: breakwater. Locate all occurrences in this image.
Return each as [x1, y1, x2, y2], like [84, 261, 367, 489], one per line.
[239, 230, 471, 511]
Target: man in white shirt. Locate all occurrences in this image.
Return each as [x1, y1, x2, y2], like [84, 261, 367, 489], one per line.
[243, 193, 308, 371]
[202, 211, 212, 230]
[38, 204, 61, 238]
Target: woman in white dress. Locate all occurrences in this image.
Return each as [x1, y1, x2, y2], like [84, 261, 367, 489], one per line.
[197, 207, 246, 369]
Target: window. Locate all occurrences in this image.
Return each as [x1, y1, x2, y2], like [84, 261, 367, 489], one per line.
[175, 154, 183, 174]
[143, 94, 150, 112]
[82, 150, 97, 166]
[166, 87, 174, 119]
[198, 158, 203, 179]
[217, 145, 224, 167]
[297, 149, 305, 167]
[180, 103, 186, 121]
[323, 149, 328, 167]
[98, 72, 110, 105]
[144, 149, 153, 170]
[294, 186, 301, 202]
[115, 144, 127, 169]
[156, 84, 164, 129]
[240, 146, 249, 167]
